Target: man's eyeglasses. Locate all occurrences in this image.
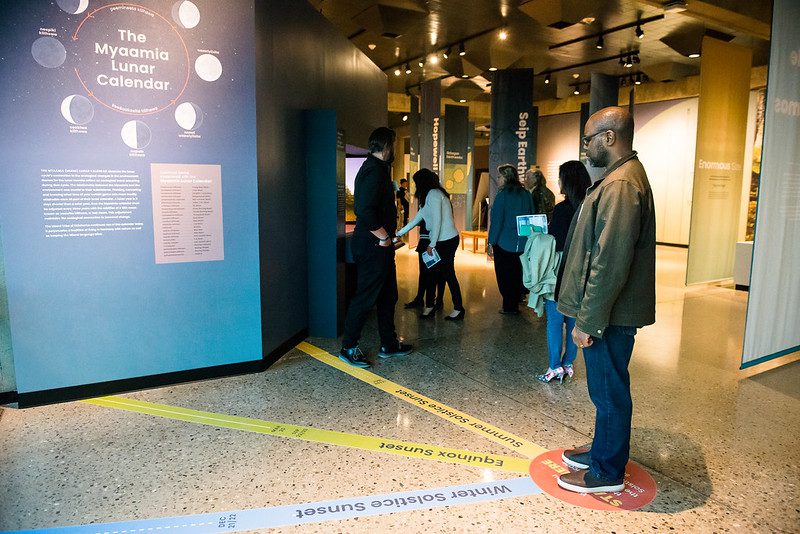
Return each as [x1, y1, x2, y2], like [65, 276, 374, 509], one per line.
[582, 129, 608, 146]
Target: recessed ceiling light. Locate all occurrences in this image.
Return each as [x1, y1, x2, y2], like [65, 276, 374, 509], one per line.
[368, 43, 377, 50]
[459, 99, 467, 103]
[581, 17, 595, 24]
[572, 73, 580, 78]
[688, 52, 700, 58]
[489, 67, 498, 71]
[402, 114, 408, 122]
[430, 55, 439, 65]
[499, 29, 508, 40]
[461, 74, 469, 78]
[394, 68, 401, 76]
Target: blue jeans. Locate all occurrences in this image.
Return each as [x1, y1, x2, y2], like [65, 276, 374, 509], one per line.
[544, 299, 577, 370]
[583, 325, 637, 481]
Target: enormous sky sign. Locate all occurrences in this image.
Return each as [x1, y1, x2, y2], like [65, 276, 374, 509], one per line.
[0, 1, 260, 395]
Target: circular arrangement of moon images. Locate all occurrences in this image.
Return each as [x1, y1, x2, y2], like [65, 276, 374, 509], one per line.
[31, 37, 66, 69]
[172, 1, 201, 29]
[175, 102, 204, 131]
[61, 95, 95, 126]
[56, 0, 89, 15]
[121, 120, 153, 150]
[34, 1, 221, 148]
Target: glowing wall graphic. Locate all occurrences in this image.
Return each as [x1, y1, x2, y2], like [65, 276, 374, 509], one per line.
[0, 1, 260, 394]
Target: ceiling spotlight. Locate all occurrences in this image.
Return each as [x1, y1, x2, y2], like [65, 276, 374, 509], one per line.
[368, 43, 377, 50]
[624, 54, 633, 68]
[394, 68, 401, 76]
[544, 73, 551, 84]
[429, 54, 439, 65]
[489, 67, 498, 71]
[459, 99, 467, 103]
[574, 87, 580, 95]
[688, 52, 700, 58]
[596, 34, 604, 49]
[635, 24, 644, 39]
[443, 47, 451, 59]
[404, 63, 411, 74]
[459, 42, 466, 56]
[499, 28, 508, 40]
[418, 58, 425, 68]
[572, 73, 580, 79]
[634, 73, 642, 85]
[402, 114, 408, 122]
[461, 74, 470, 78]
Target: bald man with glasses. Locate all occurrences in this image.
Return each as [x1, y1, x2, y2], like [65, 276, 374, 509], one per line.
[556, 106, 656, 493]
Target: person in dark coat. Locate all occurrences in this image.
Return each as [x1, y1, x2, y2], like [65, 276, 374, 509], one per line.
[339, 127, 413, 368]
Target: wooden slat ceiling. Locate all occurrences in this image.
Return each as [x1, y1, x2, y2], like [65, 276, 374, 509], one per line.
[307, 0, 771, 99]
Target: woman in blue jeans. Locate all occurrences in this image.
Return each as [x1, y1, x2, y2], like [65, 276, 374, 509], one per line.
[538, 161, 591, 383]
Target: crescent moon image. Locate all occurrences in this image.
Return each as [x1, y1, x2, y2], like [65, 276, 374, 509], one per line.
[175, 102, 204, 131]
[60, 95, 94, 125]
[121, 120, 152, 150]
[56, 0, 89, 15]
[31, 37, 66, 69]
[195, 54, 222, 82]
[172, 1, 200, 29]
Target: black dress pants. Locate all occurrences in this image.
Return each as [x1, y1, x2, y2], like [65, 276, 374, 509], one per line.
[413, 238, 444, 305]
[493, 244, 523, 312]
[342, 242, 398, 349]
[426, 236, 463, 310]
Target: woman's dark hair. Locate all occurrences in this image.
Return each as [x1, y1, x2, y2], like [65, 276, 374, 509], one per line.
[367, 127, 396, 154]
[412, 168, 449, 206]
[497, 164, 524, 192]
[558, 160, 591, 207]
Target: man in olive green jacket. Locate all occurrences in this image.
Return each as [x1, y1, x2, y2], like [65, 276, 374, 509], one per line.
[556, 107, 656, 494]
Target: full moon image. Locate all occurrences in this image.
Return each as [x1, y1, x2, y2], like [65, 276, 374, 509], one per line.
[121, 120, 152, 150]
[195, 54, 222, 82]
[60, 95, 94, 125]
[172, 1, 200, 29]
[56, 0, 89, 15]
[175, 102, 204, 131]
[31, 37, 66, 68]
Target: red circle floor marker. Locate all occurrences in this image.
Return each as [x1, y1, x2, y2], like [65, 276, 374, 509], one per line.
[529, 449, 657, 511]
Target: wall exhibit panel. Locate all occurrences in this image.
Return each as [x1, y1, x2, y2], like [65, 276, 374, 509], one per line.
[0, 1, 261, 395]
[742, 0, 800, 366]
[686, 37, 752, 284]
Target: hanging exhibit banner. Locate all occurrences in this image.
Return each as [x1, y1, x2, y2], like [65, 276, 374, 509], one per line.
[444, 104, 470, 195]
[0, 1, 261, 396]
[488, 69, 535, 201]
[742, 0, 800, 367]
[420, 80, 442, 174]
[686, 37, 752, 284]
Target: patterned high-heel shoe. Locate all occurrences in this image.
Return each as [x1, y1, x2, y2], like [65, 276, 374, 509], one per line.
[536, 367, 565, 384]
[563, 365, 574, 381]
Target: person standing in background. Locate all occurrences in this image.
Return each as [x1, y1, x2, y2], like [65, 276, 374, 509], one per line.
[397, 169, 465, 321]
[488, 164, 534, 315]
[396, 178, 410, 226]
[339, 127, 413, 368]
[526, 168, 555, 222]
[537, 160, 591, 384]
[557, 106, 656, 493]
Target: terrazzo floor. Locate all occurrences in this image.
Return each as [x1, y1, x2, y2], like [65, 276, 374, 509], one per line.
[1, 246, 798, 533]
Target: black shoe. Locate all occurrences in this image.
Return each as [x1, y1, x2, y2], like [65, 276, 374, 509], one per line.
[404, 299, 423, 309]
[445, 309, 465, 321]
[433, 300, 444, 311]
[557, 469, 624, 494]
[378, 341, 413, 359]
[338, 346, 370, 368]
[562, 448, 591, 470]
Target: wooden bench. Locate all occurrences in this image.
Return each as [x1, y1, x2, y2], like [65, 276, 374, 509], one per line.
[460, 230, 488, 253]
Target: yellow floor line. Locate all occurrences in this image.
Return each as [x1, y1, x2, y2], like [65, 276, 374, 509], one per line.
[296, 342, 547, 458]
[83, 396, 531, 474]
